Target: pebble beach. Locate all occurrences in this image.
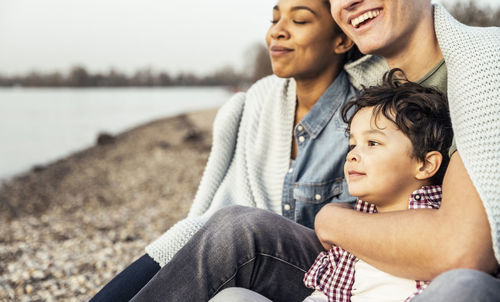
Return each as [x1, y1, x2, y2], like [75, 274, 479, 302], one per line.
[0, 108, 218, 301]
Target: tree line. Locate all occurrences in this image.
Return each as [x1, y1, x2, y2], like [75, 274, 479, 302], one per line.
[0, 1, 497, 88]
[0, 65, 257, 88]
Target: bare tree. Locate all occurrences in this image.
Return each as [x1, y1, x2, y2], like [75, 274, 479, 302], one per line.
[445, 0, 500, 27]
[68, 66, 90, 87]
[245, 42, 273, 83]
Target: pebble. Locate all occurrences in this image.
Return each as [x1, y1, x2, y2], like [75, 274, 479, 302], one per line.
[32, 270, 45, 280]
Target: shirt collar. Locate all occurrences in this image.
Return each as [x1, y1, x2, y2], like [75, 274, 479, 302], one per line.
[299, 71, 351, 139]
[355, 185, 442, 213]
[408, 185, 442, 210]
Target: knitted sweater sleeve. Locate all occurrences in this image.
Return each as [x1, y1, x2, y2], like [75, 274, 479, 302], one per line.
[434, 4, 500, 263]
[145, 92, 246, 267]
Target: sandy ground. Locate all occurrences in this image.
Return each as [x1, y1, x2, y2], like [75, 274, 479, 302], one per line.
[0, 108, 218, 301]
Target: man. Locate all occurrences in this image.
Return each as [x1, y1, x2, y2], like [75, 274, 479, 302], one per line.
[313, 1, 500, 300]
[316, 0, 499, 281]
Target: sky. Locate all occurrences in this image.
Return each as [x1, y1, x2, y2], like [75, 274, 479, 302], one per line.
[0, 0, 498, 76]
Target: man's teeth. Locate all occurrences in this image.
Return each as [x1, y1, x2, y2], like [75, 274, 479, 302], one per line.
[352, 10, 380, 28]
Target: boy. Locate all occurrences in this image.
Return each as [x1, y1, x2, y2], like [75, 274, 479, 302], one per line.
[304, 69, 453, 302]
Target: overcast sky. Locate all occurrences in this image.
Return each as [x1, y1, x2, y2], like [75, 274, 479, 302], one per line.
[0, 0, 498, 76]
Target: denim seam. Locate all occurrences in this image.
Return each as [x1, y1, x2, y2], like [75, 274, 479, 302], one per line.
[213, 257, 257, 295]
[212, 252, 308, 296]
[258, 252, 308, 273]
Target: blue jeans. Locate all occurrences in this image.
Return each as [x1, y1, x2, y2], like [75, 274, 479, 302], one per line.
[131, 205, 324, 302]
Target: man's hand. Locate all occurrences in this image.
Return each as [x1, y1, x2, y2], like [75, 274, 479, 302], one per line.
[315, 202, 353, 250]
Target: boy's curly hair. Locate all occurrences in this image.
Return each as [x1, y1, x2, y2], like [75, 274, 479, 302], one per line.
[341, 68, 454, 184]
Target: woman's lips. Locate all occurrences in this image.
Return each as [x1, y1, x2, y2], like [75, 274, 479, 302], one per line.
[348, 170, 366, 179]
[270, 46, 293, 56]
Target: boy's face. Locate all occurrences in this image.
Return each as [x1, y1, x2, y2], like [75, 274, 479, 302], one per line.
[344, 107, 423, 211]
[329, 0, 430, 56]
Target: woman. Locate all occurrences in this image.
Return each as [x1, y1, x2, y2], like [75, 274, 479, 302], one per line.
[91, 0, 371, 300]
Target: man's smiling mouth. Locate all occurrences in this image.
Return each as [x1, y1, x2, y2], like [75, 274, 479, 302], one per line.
[351, 9, 381, 28]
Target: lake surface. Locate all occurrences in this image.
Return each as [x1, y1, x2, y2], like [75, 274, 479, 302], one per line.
[0, 87, 233, 179]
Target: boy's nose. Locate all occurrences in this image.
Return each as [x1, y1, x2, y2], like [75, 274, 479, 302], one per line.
[346, 150, 360, 162]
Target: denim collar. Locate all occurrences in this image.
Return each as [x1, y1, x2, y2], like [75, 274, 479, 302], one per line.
[299, 71, 351, 139]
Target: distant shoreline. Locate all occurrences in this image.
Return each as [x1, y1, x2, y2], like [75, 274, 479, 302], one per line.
[0, 87, 230, 179]
[0, 107, 220, 182]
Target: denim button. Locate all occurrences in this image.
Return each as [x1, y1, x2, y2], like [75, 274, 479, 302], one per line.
[298, 136, 305, 143]
[284, 204, 291, 211]
[297, 125, 304, 131]
[288, 168, 294, 173]
[315, 194, 322, 201]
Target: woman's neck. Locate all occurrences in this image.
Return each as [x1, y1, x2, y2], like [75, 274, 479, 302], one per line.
[294, 63, 342, 122]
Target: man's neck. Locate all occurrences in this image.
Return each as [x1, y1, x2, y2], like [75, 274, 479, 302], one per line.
[384, 7, 443, 82]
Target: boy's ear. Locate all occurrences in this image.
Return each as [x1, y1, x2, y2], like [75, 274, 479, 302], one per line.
[415, 151, 443, 181]
[333, 32, 354, 55]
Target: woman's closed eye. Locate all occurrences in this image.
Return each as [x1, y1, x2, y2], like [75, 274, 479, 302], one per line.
[270, 19, 309, 25]
[293, 20, 309, 25]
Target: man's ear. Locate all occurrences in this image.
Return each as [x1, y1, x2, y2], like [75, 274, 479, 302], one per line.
[415, 151, 443, 181]
[333, 31, 355, 55]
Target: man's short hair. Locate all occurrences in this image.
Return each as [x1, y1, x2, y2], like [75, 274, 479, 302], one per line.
[341, 69, 454, 184]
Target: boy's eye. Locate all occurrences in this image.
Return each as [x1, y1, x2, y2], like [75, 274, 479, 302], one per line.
[348, 144, 356, 151]
[368, 140, 379, 146]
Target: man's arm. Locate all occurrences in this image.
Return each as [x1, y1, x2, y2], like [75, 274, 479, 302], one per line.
[314, 152, 498, 280]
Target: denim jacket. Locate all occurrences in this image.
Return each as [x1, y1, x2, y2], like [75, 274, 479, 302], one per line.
[282, 71, 356, 229]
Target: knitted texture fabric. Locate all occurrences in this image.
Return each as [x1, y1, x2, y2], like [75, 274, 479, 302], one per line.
[344, 54, 388, 90]
[345, 4, 500, 263]
[434, 4, 500, 262]
[146, 76, 297, 266]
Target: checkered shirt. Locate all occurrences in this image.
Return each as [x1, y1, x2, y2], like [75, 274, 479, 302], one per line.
[303, 185, 442, 302]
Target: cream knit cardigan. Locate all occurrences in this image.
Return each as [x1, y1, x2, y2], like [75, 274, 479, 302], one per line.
[146, 75, 299, 266]
[147, 4, 500, 266]
[437, 4, 500, 263]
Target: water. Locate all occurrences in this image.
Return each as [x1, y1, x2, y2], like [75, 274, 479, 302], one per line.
[0, 87, 232, 179]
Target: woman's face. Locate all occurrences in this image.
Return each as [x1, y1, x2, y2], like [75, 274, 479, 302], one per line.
[329, 0, 430, 56]
[266, 0, 343, 79]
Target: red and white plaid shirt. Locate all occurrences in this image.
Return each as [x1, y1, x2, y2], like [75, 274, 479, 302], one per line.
[303, 185, 442, 302]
